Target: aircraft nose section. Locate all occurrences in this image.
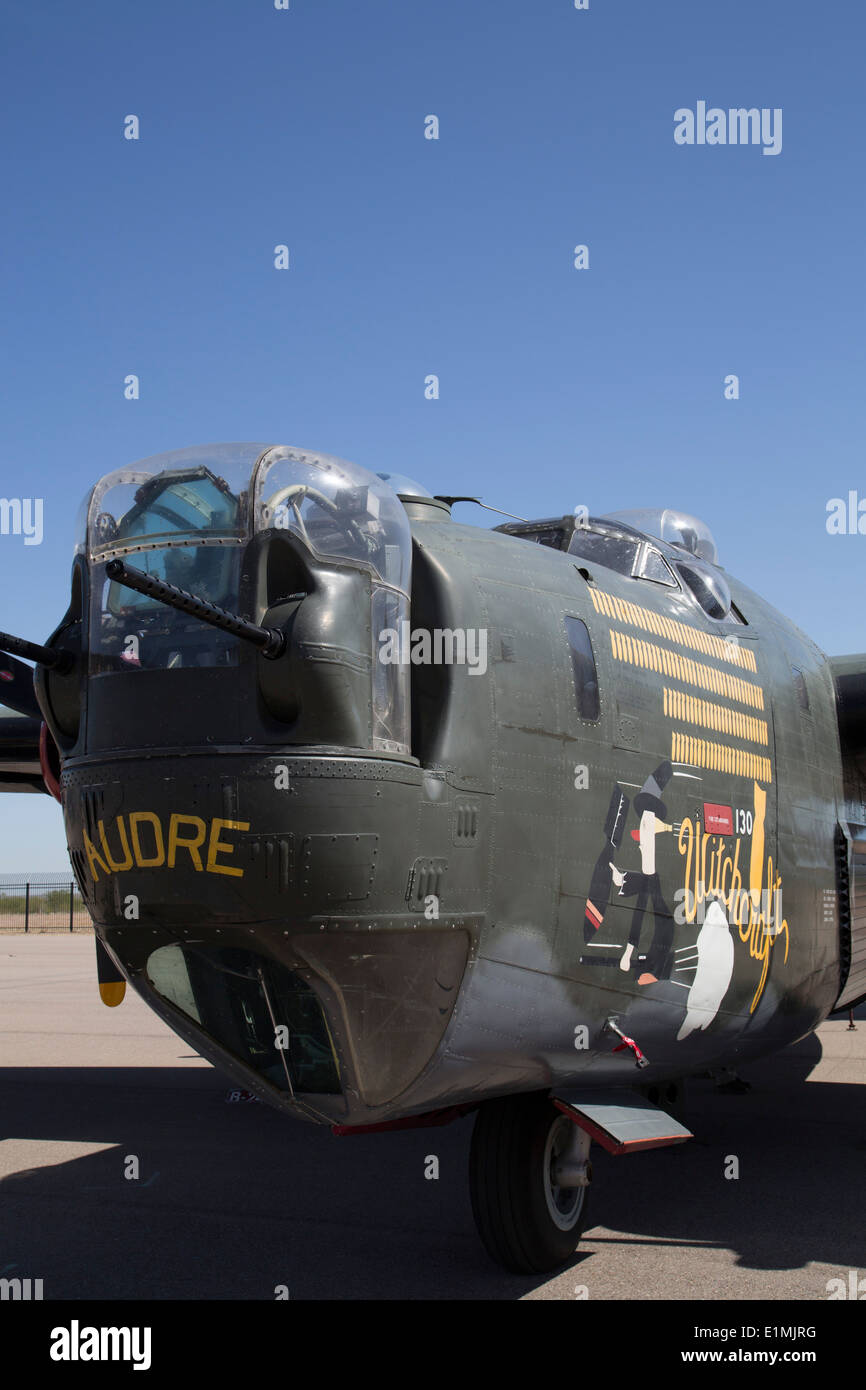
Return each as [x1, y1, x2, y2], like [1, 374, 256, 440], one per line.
[65, 751, 476, 1123]
[289, 927, 469, 1108]
[107, 928, 469, 1124]
[144, 941, 343, 1098]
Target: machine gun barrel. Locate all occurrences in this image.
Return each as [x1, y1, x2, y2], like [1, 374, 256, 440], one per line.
[104, 559, 287, 659]
[0, 630, 73, 672]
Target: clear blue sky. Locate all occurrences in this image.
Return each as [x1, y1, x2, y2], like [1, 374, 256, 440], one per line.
[1, 0, 863, 868]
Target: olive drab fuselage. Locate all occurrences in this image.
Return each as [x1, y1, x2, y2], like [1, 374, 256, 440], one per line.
[36, 448, 866, 1128]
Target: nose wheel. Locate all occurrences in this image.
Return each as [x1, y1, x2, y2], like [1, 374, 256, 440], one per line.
[469, 1092, 591, 1273]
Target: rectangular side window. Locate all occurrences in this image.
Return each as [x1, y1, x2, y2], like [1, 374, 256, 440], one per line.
[792, 667, 810, 712]
[565, 616, 600, 721]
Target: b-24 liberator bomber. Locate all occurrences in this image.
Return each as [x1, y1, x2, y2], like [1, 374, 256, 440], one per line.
[2, 442, 865, 1274]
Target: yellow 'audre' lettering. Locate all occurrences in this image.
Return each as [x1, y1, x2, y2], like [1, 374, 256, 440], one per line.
[83, 813, 251, 883]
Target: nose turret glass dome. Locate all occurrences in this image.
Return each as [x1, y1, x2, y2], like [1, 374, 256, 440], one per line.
[254, 447, 412, 595]
[77, 443, 412, 595]
[77, 444, 415, 755]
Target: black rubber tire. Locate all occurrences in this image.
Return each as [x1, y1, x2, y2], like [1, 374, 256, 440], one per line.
[469, 1091, 590, 1273]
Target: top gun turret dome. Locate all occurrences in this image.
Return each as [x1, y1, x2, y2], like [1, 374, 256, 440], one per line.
[374, 470, 433, 499]
[495, 505, 734, 622]
[601, 508, 720, 566]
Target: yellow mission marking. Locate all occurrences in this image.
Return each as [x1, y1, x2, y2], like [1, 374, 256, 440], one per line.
[663, 687, 769, 746]
[670, 730, 772, 783]
[589, 587, 757, 672]
[608, 628, 764, 710]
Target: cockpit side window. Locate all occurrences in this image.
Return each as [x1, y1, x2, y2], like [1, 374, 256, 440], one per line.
[524, 524, 569, 549]
[675, 560, 732, 621]
[493, 519, 572, 551]
[565, 616, 600, 721]
[792, 667, 810, 712]
[729, 601, 748, 625]
[636, 545, 677, 586]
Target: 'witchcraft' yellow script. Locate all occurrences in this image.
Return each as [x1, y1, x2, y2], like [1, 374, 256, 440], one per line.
[677, 782, 788, 1011]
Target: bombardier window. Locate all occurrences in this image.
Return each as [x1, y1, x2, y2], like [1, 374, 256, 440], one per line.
[146, 944, 341, 1095]
[565, 616, 600, 721]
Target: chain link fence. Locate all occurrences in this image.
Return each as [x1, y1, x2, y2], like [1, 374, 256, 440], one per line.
[0, 874, 92, 932]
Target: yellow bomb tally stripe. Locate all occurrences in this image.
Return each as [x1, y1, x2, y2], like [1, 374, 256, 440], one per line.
[663, 687, 769, 746]
[608, 628, 765, 710]
[589, 587, 757, 672]
[671, 731, 772, 783]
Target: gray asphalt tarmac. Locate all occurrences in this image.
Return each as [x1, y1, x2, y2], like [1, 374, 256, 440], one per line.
[2, 935, 865, 1301]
